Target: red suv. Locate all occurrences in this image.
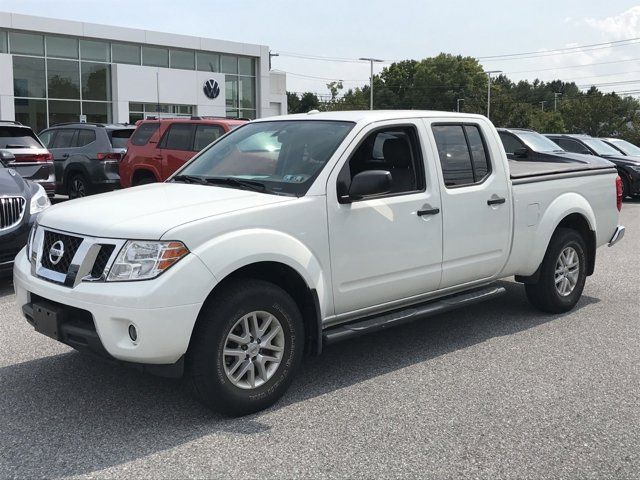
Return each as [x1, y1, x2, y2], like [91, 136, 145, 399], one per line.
[119, 117, 246, 187]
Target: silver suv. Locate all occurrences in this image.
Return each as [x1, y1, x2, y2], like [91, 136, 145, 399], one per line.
[38, 123, 135, 198]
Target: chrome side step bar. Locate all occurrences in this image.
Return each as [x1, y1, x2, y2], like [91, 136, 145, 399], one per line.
[323, 286, 506, 345]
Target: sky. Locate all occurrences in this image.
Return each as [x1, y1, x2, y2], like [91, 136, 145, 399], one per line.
[3, 0, 640, 97]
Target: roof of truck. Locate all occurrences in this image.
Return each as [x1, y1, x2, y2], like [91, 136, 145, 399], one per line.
[255, 110, 488, 124]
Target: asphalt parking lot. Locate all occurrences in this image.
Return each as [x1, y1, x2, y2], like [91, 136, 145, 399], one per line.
[0, 201, 638, 479]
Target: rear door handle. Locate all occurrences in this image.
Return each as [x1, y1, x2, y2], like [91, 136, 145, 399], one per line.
[417, 207, 440, 216]
[487, 197, 506, 206]
[62, 153, 69, 159]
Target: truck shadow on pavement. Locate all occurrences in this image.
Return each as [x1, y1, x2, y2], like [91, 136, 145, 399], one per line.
[0, 280, 600, 478]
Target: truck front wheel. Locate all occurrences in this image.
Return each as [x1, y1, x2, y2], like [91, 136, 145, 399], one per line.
[525, 228, 587, 314]
[187, 279, 304, 416]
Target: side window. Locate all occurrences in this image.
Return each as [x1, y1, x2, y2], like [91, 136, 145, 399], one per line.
[76, 129, 96, 147]
[432, 124, 492, 188]
[343, 126, 424, 196]
[193, 124, 224, 151]
[50, 129, 76, 148]
[160, 123, 195, 151]
[38, 130, 55, 148]
[130, 122, 160, 146]
[499, 132, 525, 155]
[556, 138, 584, 154]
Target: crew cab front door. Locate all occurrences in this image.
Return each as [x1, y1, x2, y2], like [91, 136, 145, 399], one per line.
[327, 121, 443, 318]
[428, 120, 511, 288]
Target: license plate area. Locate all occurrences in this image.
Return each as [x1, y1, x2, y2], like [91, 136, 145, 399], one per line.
[32, 301, 66, 340]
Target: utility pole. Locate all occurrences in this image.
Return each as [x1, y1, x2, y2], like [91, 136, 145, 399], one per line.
[540, 101, 546, 111]
[269, 51, 279, 70]
[484, 70, 502, 119]
[457, 98, 464, 112]
[554, 92, 562, 112]
[359, 57, 384, 110]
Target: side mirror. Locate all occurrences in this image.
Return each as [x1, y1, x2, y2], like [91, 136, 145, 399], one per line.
[513, 147, 528, 159]
[345, 170, 392, 202]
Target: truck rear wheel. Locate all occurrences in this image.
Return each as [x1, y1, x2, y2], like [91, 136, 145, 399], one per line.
[525, 228, 587, 314]
[187, 279, 304, 416]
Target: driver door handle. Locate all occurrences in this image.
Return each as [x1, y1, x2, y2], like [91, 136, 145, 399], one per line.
[417, 207, 440, 216]
[487, 197, 506, 206]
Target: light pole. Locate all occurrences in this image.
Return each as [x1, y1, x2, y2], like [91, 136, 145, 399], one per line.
[457, 98, 464, 112]
[540, 101, 546, 111]
[484, 70, 502, 120]
[554, 92, 562, 112]
[360, 57, 384, 110]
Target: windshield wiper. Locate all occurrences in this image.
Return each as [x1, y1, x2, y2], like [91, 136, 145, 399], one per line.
[202, 177, 267, 193]
[172, 174, 210, 185]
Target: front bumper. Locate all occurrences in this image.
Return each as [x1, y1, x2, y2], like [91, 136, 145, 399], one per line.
[13, 249, 217, 365]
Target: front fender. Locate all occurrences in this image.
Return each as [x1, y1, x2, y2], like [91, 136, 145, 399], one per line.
[191, 228, 331, 319]
[522, 192, 596, 274]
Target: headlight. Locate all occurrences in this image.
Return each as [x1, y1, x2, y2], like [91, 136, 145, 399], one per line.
[107, 241, 189, 281]
[26, 223, 37, 259]
[30, 184, 51, 214]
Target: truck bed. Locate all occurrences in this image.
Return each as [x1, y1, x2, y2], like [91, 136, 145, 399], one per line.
[509, 159, 616, 182]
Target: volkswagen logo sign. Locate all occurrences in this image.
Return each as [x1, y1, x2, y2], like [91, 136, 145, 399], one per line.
[49, 240, 65, 265]
[203, 79, 220, 100]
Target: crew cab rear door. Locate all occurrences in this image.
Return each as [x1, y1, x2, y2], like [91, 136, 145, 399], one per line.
[326, 119, 443, 317]
[426, 119, 512, 288]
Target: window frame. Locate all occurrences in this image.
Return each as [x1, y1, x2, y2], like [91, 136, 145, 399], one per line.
[337, 123, 427, 203]
[49, 128, 78, 149]
[431, 122, 493, 189]
[193, 124, 225, 152]
[75, 128, 97, 147]
[158, 122, 197, 151]
[498, 131, 526, 155]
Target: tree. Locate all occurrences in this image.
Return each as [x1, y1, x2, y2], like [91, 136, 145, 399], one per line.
[286, 91, 320, 114]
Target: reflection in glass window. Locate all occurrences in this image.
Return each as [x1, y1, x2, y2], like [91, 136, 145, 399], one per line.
[0, 31, 7, 53]
[193, 124, 224, 151]
[464, 125, 490, 180]
[48, 100, 81, 126]
[51, 128, 76, 148]
[226, 76, 238, 109]
[82, 102, 110, 124]
[13, 56, 46, 98]
[238, 57, 255, 76]
[81, 62, 111, 101]
[239, 77, 255, 109]
[80, 39, 110, 62]
[46, 35, 78, 59]
[240, 110, 257, 120]
[112, 43, 140, 65]
[142, 46, 169, 67]
[220, 55, 238, 74]
[432, 125, 474, 187]
[162, 123, 194, 151]
[170, 49, 195, 70]
[77, 129, 96, 146]
[47, 59, 80, 99]
[9, 32, 44, 56]
[14, 99, 47, 135]
[197, 52, 219, 72]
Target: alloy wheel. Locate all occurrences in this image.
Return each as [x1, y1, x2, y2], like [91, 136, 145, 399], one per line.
[554, 246, 580, 297]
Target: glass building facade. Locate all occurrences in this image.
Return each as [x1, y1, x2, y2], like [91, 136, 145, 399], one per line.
[0, 29, 258, 132]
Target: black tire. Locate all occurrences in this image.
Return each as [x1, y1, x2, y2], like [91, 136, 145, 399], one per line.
[187, 279, 304, 416]
[133, 175, 156, 186]
[525, 228, 587, 314]
[67, 173, 91, 199]
[621, 176, 631, 199]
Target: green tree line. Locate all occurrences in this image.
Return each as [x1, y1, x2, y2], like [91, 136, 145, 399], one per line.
[287, 53, 640, 143]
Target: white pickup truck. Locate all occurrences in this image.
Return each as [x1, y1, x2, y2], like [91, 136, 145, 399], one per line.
[14, 111, 625, 415]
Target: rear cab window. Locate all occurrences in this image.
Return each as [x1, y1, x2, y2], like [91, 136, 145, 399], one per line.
[432, 124, 492, 188]
[0, 126, 43, 149]
[130, 122, 160, 146]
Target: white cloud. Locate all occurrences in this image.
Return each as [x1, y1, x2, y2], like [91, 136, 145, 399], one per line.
[583, 6, 640, 40]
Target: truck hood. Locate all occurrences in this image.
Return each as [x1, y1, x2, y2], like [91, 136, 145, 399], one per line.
[38, 183, 295, 239]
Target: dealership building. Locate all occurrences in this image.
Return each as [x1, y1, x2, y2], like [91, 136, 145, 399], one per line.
[0, 12, 287, 132]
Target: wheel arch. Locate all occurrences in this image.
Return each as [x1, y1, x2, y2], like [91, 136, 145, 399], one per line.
[63, 162, 91, 191]
[132, 167, 159, 184]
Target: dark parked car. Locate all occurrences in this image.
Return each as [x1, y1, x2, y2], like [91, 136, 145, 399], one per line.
[0, 121, 55, 196]
[38, 123, 135, 198]
[545, 134, 640, 198]
[0, 156, 51, 275]
[498, 128, 595, 164]
[600, 137, 640, 157]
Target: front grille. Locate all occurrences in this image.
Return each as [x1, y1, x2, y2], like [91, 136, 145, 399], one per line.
[40, 231, 83, 274]
[90, 244, 115, 278]
[0, 197, 26, 230]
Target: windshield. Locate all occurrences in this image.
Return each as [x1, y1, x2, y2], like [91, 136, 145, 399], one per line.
[517, 131, 564, 152]
[581, 138, 620, 156]
[0, 126, 42, 149]
[609, 139, 640, 156]
[175, 120, 354, 196]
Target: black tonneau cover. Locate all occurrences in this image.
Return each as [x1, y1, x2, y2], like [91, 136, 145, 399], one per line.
[509, 159, 616, 181]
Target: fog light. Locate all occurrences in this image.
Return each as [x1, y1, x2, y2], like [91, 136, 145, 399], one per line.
[128, 324, 138, 342]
